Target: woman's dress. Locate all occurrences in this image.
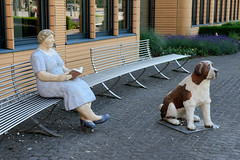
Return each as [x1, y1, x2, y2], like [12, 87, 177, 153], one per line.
[30, 48, 96, 111]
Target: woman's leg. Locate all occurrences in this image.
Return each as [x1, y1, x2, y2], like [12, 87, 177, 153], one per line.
[76, 103, 102, 121]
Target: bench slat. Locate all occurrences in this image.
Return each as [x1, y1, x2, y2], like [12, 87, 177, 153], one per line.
[82, 54, 190, 87]
[0, 94, 62, 135]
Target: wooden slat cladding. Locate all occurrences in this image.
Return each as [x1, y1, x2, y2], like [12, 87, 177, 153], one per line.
[155, 0, 177, 35]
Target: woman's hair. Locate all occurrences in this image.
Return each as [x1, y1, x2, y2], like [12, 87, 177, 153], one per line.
[37, 29, 54, 44]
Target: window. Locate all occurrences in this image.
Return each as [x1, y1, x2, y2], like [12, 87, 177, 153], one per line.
[118, 0, 132, 33]
[214, 0, 218, 23]
[233, 0, 236, 20]
[224, 0, 227, 21]
[0, 0, 5, 48]
[192, 0, 197, 25]
[199, 0, 204, 24]
[206, 0, 211, 23]
[66, 0, 89, 40]
[95, 0, 112, 36]
[219, 0, 223, 22]
[229, 0, 232, 20]
[237, 0, 239, 19]
[13, 0, 49, 46]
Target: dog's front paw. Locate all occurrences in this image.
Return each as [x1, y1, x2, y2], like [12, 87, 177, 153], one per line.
[187, 124, 196, 130]
[205, 121, 214, 128]
[194, 115, 200, 122]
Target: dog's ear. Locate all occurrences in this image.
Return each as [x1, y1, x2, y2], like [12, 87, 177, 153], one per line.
[194, 62, 203, 76]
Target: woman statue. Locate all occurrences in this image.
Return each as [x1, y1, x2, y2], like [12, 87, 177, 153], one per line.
[30, 29, 109, 131]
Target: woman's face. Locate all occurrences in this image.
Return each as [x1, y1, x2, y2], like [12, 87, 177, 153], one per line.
[42, 34, 55, 49]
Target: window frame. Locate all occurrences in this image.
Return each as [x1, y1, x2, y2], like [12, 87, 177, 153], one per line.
[118, 0, 133, 34]
[0, 0, 6, 48]
[14, 0, 49, 46]
[66, 0, 90, 40]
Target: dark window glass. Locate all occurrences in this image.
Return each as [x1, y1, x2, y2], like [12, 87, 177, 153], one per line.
[192, 0, 197, 25]
[199, 0, 204, 24]
[13, 0, 49, 46]
[0, 0, 5, 48]
[206, 0, 211, 23]
[230, 0, 232, 20]
[237, 0, 239, 19]
[219, 0, 223, 21]
[233, 0, 236, 19]
[214, 0, 218, 22]
[224, 0, 227, 21]
[66, 0, 89, 39]
[95, 0, 112, 36]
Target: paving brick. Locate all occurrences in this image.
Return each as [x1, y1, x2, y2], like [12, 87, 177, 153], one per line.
[0, 53, 240, 159]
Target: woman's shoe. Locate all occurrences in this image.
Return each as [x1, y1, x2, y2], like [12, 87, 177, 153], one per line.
[93, 114, 110, 124]
[80, 119, 96, 128]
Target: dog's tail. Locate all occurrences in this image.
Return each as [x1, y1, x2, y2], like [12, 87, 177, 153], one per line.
[158, 104, 163, 111]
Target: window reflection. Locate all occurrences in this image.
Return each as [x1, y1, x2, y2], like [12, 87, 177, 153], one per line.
[13, 0, 41, 39]
[119, 0, 127, 30]
[95, 0, 108, 33]
[66, 0, 85, 36]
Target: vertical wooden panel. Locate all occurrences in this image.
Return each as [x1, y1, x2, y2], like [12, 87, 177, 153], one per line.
[203, 0, 207, 24]
[113, 0, 118, 36]
[132, 0, 137, 34]
[90, 0, 96, 39]
[5, 1, 14, 49]
[154, 0, 177, 35]
[222, 0, 225, 21]
[209, 0, 215, 23]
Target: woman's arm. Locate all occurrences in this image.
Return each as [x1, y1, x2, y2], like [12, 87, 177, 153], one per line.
[37, 71, 72, 82]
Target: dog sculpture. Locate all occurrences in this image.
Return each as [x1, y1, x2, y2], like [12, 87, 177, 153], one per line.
[159, 60, 218, 130]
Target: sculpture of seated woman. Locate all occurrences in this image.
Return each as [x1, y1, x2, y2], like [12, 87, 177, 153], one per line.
[30, 29, 109, 130]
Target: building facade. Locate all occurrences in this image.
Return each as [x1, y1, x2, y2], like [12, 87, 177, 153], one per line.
[141, 0, 240, 35]
[0, 0, 140, 76]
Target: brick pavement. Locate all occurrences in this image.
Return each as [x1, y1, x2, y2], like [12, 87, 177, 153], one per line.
[0, 53, 240, 160]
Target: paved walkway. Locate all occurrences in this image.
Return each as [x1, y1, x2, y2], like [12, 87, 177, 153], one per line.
[0, 53, 240, 160]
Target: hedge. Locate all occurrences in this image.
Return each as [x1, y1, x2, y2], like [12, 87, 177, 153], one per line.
[199, 26, 240, 36]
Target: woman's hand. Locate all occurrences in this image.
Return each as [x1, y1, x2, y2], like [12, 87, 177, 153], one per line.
[58, 73, 72, 81]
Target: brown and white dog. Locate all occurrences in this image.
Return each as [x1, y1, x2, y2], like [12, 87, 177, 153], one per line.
[159, 60, 218, 130]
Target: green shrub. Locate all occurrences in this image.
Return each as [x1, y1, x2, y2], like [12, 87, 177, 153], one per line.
[140, 29, 166, 57]
[222, 21, 240, 26]
[13, 16, 37, 26]
[199, 26, 240, 36]
[66, 16, 72, 30]
[163, 35, 239, 57]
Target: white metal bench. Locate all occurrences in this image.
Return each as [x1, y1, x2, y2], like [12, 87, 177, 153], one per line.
[0, 62, 62, 136]
[82, 39, 190, 99]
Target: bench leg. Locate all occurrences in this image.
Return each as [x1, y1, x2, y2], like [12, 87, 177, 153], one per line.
[126, 70, 147, 89]
[172, 59, 190, 73]
[101, 82, 122, 99]
[20, 104, 61, 137]
[150, 63, 170, 80]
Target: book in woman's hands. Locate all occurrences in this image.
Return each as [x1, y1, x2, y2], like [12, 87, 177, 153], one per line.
[69, 67, 83, 80]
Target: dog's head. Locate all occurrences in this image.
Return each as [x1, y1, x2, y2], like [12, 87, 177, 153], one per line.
[193, 61, 218, 84]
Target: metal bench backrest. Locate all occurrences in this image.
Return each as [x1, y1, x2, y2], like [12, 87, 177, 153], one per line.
[0, 61, 37, 107]
[90, 39, 151, 73]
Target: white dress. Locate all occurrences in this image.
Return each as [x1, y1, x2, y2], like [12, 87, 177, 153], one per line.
[30, 48, 96, 111]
